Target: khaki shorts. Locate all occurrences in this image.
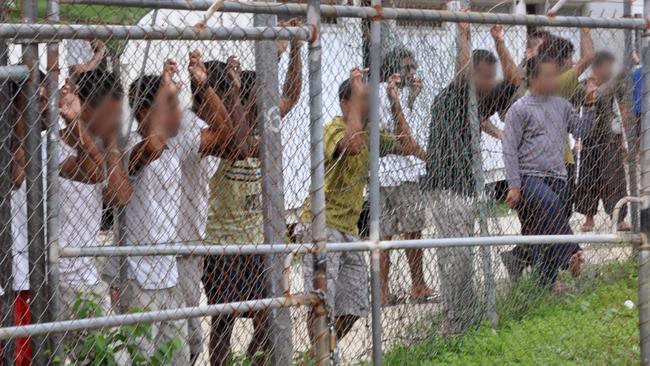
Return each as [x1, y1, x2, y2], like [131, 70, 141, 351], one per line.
[298, 225, 369, 318]
[380, 181, 426, 237]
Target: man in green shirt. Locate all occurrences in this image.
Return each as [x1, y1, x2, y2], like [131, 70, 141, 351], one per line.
[425, 22, 520, 335]
[299, 68, 425, 345]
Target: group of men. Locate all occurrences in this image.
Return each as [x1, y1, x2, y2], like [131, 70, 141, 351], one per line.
[0, 16, 637, 366]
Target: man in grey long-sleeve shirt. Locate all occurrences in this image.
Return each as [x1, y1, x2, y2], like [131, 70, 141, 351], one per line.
[502, 54, 595, 288]
[503, 95, 592, 187]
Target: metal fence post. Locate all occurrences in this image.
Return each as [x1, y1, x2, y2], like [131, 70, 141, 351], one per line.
[639, 0, 650, 363]
[461, 2, 497, 325]
[368, 0, 384, 365]
[21, 0, 48, 364]
[254, 9, 294, 365]
[45, 0, 64, 361]
[307, 0, 329, 364]
[0, 0, 15, 363]
[624, 0, 641, 235]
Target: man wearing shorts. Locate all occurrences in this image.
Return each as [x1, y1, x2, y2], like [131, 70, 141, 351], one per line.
[299, 67, 425, 346]
[377, 47, 432, 304]
[202, 27, 303, 366]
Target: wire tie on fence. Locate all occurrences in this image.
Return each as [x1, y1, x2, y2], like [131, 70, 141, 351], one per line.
[371, 4, 384, 21]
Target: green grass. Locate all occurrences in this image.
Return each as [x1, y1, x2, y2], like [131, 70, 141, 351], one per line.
[11, 1, 148, 24]
[383, 260, 640, 365]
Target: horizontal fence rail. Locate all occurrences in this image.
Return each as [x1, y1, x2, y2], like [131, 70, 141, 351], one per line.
[0, 64, 29, 81]
[58, 234, 642, 257]
[0, 1, 647, 365]
[0, 23, 311, 41]
[61, 0, 647, 29]
[0, 295, 318, 340]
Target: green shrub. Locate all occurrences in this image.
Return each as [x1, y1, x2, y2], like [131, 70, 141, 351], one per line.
[60, 292, 182, 366]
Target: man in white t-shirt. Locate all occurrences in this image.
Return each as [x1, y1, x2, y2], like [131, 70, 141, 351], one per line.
[173, 50, 239, 364]
[378, 48, 433, 304]
[124, 55, 236, 364]
[56, 70, 132, 362]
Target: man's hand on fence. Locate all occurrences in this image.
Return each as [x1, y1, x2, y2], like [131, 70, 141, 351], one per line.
[408, 76, 422, 109]
[490, 24, 505, 43]
[161, 59, 181, 96]
[188, 49, 208, 87]
[506, 188, 521, 209]
[387, 73, 402, 103]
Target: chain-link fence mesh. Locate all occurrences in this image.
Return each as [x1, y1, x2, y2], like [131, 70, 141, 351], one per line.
[0, 1, 647, 365]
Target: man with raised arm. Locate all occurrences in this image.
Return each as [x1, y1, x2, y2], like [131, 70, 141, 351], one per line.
[56, 70, 132, 362]
[572, 51, 630, 233]
[377, 47, 434, 305]
[124, 55, 240, 363]
[501, 30, 594, 281]
[173, 49, 252, 365]
[424, 22, 520, 335]
[504, 54, 596, 290]
[201, 19, 304, 365]
[298, 66, 424, 348]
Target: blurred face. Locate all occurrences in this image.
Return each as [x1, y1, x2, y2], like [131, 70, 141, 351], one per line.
[340, 82, 370, 121]
[529, 61, 560, 95]
[592, 59, 614, 83]
[84, 97, 122, 139]
[400, 57, 418, 86]
[473, 61, 497, 95]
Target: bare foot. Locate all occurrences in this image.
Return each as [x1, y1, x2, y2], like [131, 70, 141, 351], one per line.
[410, 284, 435, 301]
[568, 250, 585, 277]
[581, 217, 595, 232]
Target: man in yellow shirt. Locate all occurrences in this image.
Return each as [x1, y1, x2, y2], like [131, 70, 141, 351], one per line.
[299, 68, 425, 345]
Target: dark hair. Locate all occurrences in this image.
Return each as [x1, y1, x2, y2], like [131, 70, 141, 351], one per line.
[472, 49, 497, 68]
[77, 70, 123, 109]
[338, 78, 353, 102]
[526, 29, 553, 40]
[526, 54, 556, 79]
[538, 36, 575, 65]
[191, 60, 257, 108]
[593, 51, 616, 67]
[381, 47, 415, 82]
[128, 74, 162, 122]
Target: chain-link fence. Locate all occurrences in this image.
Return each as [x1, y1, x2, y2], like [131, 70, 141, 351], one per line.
[0, 0, 648, 365]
